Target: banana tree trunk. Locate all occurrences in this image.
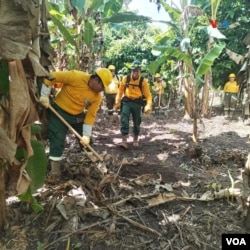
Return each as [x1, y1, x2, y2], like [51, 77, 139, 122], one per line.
[0, 0, 54, 232]
[201, 70, 212, 117]
[183, 80, 192, 119]
[0, 167, 7, 231]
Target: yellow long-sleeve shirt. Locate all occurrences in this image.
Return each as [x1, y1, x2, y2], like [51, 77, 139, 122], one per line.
[44, 70, 102, 126]
[115, 74, 152, 105]
[152, 80, 166, 94]
[105, 75, 120, 94]
[223, 80, 239, 93]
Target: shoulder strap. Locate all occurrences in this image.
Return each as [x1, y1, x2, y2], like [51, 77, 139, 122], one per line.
[125, 74, 130, 86]
[139, 77, 144, 93]
[125, 75, 144, 95]
[115, 75, 120, 81]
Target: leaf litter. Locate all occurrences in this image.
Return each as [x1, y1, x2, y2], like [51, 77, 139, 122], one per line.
[1, 104, 250, 250]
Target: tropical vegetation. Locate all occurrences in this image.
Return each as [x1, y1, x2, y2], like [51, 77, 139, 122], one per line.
[0, 0, 249, 231]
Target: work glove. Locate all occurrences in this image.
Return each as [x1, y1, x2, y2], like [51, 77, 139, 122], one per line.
[154, 87, 160, 93]
[80, 135, 90, 147]
[114, 102, 120, 110]
[144, 104, 152, 115]
[39, 95, 50, 108]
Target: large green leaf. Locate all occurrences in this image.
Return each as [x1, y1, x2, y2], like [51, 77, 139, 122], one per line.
[104, 0, 123, 17]
[70, 0, 87, 16]
[46, 1, 76, 47]
[211, 0, 222, 20]
[26, 140, 48, 193]
[148, 62, 160, 76]
[71, 0, 86, 12]
[102, 12, 151, 24]
[154, 46, 192, 65]
[30, 124, 42, 136]
[160, 0, 181, 22]
[90, 0, 104, 11]
[16, 136, 47, 213]
[18, 187, 43, 213]
[148, 57, 168, 75]
[83, 21, 94, 46]
[195, 42, 225, 76]
[50, 15, 76, 47]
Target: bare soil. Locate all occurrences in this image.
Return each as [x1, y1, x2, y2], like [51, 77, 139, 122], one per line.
[1, 103, 250, 250]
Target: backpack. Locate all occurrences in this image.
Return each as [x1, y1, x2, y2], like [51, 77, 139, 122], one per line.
[122, 74, 146, 108]
[114, 74, 120, 82]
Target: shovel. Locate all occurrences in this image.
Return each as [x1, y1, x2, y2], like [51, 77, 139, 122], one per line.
[48, 104, 103, 161]
[154, 89, 162, 116]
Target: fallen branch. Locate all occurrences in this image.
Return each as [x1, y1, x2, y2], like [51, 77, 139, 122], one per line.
[120, 214, 161, 237]
[165, 233, 179, 250]
[43, 218, 112, 249]
[107, 205, 162, 237]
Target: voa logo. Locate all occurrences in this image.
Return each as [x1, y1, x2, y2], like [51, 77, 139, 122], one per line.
[226, 238, 247, 246]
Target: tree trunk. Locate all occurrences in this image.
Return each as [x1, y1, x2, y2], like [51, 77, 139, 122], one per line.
[183, 81, 192, 119]
[0, 166, 7, 231]
[181, 63, 195, 119]
[242, 154, 250, 229]
[201, 70, 212, 117]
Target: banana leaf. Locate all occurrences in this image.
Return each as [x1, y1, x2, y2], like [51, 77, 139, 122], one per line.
[18, 187, 43, 213]
[0, 0, 31, 60]
[26, 139, 48, 193]
[71, 0, 86, 13]
[147, 56, 169, 75]
[104, 0, 123, 17]
[160, 0, 182, 22]
[195, 42, 225, 76]
[83, 21, 94, 47]
[159, 47, 192, 65]
[16, 138, 47, 213]
[45, 1, 76, 47]
[102, 11, 151, 24]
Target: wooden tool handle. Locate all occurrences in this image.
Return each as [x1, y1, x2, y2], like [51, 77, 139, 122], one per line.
[48, 104, 103, 161]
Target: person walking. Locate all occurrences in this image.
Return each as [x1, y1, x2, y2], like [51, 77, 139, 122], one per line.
[114, 60, 152, 149]
[152, 73, 167, 108]
[104, 65, 120, 115]
[223, 73, 239, 118]
[39, 68, 112, 183]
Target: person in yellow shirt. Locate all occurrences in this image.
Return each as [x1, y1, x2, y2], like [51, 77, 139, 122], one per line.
[223, 73, 239, 118]
[115, 60, 152, 148]
[152, 73, 167, 108]
[104, 65, 120, 115]
[39, 68, 112, 183]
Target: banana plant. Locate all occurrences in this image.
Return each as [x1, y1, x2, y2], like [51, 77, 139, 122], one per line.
[149, 0, 225, 141]
[0, 0, 52, 230]
[46, 0, 126, 71]
[46, 0, 164, 71]
[152, 42, 225, 82]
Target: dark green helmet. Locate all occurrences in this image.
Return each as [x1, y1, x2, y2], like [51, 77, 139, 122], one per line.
[131, 60, 141, 70]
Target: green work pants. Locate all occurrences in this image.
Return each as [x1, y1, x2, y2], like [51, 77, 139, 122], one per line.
[105, 93, 117, 115]
[48, 102, 85, 158]
[120, 100, 142, 136]
[223, 92, 237, 113]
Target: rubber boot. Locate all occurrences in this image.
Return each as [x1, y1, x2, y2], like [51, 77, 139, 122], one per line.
[47, 160, 61, 184]
[121, 135, 128, 149]
[133, 135, 139, 147]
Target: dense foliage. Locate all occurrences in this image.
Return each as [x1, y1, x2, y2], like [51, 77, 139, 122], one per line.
[103, 23, 160, 76]
[104, 0, 249, 88]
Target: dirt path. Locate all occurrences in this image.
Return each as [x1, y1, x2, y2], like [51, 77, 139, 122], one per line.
[1, 105, 250, 250]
